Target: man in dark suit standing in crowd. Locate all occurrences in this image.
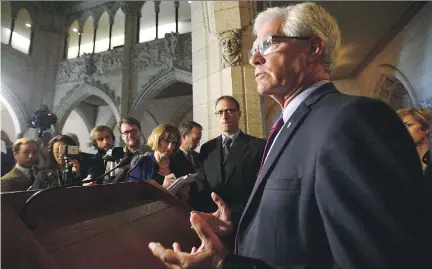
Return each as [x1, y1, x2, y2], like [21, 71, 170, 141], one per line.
[150, 2, 430, 269]
[1, 138, 41, 191]
[192, 96, 265, 231]
[170, 121, 202, 177]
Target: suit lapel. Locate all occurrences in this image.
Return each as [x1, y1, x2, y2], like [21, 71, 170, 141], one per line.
[238, 83, 339, 232]
[12, 167, 27, 180]
[224, 133, 249, 182]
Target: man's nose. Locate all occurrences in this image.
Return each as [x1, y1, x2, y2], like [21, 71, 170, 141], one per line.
[249, 51, 265, 66]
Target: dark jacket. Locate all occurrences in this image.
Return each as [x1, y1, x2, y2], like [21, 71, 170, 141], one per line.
[1, 147, 14, 176]
[192, 132, 265, 230]
[170, 149, 199, 177]
[223, 83, 431, 269]
[88, 149, 107, 184]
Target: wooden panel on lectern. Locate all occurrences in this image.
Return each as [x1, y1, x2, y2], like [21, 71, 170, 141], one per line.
[1, 180, 200, 269]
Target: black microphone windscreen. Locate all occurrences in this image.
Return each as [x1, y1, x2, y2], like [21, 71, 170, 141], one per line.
[117, 155, 133, 167]
[103, 146, 125, 161]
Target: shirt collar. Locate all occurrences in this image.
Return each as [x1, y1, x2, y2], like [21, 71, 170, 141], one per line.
[221, 130, 240, 144]
[282, 80, 330, 123]
[15, 164, 33, 177]
[179, 147, 189, 156]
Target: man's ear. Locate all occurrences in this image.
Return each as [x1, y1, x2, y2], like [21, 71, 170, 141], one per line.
[308, 37, 324, 61]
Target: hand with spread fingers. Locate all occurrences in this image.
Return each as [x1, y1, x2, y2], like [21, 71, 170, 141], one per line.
[149, 212, 228, 269]
[194, 192, 233, 236]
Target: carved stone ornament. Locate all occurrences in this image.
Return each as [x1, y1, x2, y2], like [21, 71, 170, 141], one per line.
[83, 77, 121, 107]
[218, 29, 242, 68]
[416, 97, 432, 112]
[131, 32, 191, 73]
[56, 48, 124, 85]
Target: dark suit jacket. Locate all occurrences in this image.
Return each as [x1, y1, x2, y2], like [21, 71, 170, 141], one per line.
[193, 132, 265, 229]
[170, 150, 199, 178]
[88, 150, 107, 184]
[224, 83, 430, 269]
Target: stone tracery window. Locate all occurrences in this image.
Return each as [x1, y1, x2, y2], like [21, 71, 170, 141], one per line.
[79, 16, 94, 56]
[111, 8, 125, 49]
[1, 2, 12, 44]
[95, 12, 110, 53]
[376, 74, 413, 110]
[67, 20, 80, 59]
[11, 8, 32, 54]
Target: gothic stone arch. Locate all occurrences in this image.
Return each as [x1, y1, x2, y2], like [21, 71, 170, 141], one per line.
[129, 69, 192, 119]
[0, 84, 29, 136]
[54, 83, 121, 131]
[374, 64, 416, 110]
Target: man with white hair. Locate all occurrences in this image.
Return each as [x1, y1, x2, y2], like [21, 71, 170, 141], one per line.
[149, 2, 430, 268]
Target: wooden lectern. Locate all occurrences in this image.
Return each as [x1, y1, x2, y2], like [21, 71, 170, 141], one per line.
[1, 181, 200, 269]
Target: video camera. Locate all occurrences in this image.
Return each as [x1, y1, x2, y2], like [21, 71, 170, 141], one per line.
[29, 105, 57, 137]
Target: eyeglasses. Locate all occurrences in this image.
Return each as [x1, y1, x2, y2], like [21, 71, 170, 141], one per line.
[121, 128, 139, 136]
[248, 35, 311, 61]
[215, 109, 237, 117]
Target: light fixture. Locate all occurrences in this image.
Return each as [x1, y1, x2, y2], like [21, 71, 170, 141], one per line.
[25, 23, 31, 28]
[188, 1, 192, 3]
[72, 28, 78, 32]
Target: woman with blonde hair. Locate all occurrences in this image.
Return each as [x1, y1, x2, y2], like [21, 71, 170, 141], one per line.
[129, 124, 180, 185]
[397, 108, 431, 177]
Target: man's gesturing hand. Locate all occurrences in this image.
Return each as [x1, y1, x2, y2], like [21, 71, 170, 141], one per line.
[149, 212, 228, 269]
[194, 192, 233, 236]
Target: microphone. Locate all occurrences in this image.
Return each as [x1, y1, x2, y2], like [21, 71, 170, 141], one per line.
[93, 154, 133, 183]
[19, 154, 134, 229]
[102, 146, 124, 162]
[127, 152, 150, 181]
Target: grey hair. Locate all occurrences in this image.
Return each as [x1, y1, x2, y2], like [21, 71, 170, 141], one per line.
[253, 2, 341, 73]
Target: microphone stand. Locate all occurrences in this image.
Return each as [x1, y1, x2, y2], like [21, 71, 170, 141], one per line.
[62, 156, 73, 186]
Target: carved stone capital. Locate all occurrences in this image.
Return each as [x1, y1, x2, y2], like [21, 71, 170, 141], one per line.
[218, 29, 242, 68]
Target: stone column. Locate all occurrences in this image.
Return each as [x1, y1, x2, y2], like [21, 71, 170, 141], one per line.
[30, 10, 67, 114]
[191, 1, 263, 143]
[120, 2, 139, 117]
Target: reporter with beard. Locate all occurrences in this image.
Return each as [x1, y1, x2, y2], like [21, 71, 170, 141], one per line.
[87, 126, 116, 184]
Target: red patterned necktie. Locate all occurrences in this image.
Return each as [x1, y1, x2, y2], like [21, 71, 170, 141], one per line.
[259, 115, 284, 173]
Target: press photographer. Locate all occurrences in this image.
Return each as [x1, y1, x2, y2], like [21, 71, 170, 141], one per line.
[28, 105, 57, 137]
[36, 135, 82, 188]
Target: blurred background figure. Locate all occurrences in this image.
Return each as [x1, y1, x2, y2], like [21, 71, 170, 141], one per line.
[1, 138, 40, 192]
[1, 130, 15, 177]
[37, 131, 53, 167]
[170, 121, 202, 177]
[397, 108, 431, 178]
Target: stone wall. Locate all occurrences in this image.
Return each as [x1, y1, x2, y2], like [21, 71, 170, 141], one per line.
[355, 2, 432, 111]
